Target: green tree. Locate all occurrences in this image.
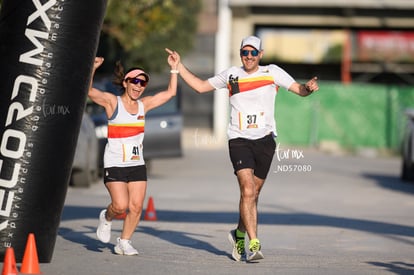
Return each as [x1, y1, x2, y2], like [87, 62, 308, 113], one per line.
[101, 0, 202, 72]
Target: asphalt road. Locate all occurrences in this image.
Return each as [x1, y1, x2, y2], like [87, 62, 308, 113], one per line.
[5, 138, 414, 275]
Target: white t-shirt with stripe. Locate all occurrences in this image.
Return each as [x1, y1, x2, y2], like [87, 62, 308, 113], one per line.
[208, 64, 295, 140]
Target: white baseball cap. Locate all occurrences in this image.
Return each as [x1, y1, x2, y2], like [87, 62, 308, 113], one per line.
[240, 36, 262, 50]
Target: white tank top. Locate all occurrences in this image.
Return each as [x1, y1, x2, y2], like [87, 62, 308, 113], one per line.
[104, 97, 145, 168]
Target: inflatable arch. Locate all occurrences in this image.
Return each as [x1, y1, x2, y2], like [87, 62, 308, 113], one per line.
[0, 0, 107, 262]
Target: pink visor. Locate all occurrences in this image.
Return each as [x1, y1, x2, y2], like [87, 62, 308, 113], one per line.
[124, 69, 150, 81]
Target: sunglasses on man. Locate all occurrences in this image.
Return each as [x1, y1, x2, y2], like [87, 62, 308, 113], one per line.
[126, 78, 148, 87]
[240, 49, 260, 57]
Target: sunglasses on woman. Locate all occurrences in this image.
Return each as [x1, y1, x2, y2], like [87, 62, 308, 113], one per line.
[240, 49, 260, 57]
[126, 78, 148, 87]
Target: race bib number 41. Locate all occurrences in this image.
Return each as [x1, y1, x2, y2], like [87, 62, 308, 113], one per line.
[238, 111, 265, 130]
[122, 144, 143, 162]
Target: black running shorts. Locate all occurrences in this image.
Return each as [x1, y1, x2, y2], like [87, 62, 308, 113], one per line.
[228, 134, 276, 179]
[103, 165, 147, 184]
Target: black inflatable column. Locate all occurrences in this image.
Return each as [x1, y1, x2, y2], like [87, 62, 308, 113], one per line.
[0, 0, 107, 262]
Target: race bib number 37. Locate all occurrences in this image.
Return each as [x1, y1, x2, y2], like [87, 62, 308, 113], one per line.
[238, 111, 265, 130]
[122, 144, 142, 162]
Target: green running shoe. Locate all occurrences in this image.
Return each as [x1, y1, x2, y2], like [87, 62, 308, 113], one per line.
[227, 230, 245, 261]
[247, 238, 264, 262]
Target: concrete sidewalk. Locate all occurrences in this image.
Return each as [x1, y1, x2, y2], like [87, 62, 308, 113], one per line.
[4, 133, 414, 274]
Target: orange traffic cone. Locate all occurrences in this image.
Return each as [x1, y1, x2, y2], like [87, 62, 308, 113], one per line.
[144, 196, 157, 221]
[2, 247, 18, 275]
[20, 233, 41, 274]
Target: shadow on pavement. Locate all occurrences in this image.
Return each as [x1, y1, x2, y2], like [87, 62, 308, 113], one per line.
[59, 206, 231, 258]
[367, 261, 414, 275]
[363, 172, 414, 195]
[139, 226, 229, 258]
[60, 205, 414, 245]
[58, 226, 113, 253]
[58, 223, 231, 259]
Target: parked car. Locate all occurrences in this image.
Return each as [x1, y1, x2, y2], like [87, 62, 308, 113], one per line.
[84, 102, 107, 172]
[71, 112, 99, 187]
[143, 85, 183, 160]
[401, 108, 414, 182]
[86, 78, 182, 173]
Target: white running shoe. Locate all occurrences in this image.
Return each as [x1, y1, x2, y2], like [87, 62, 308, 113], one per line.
[96, 209, 112, 243]
[247, 250, 264, 262]
[246, 238, 264, 262]
[114, 238, 139, 256]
